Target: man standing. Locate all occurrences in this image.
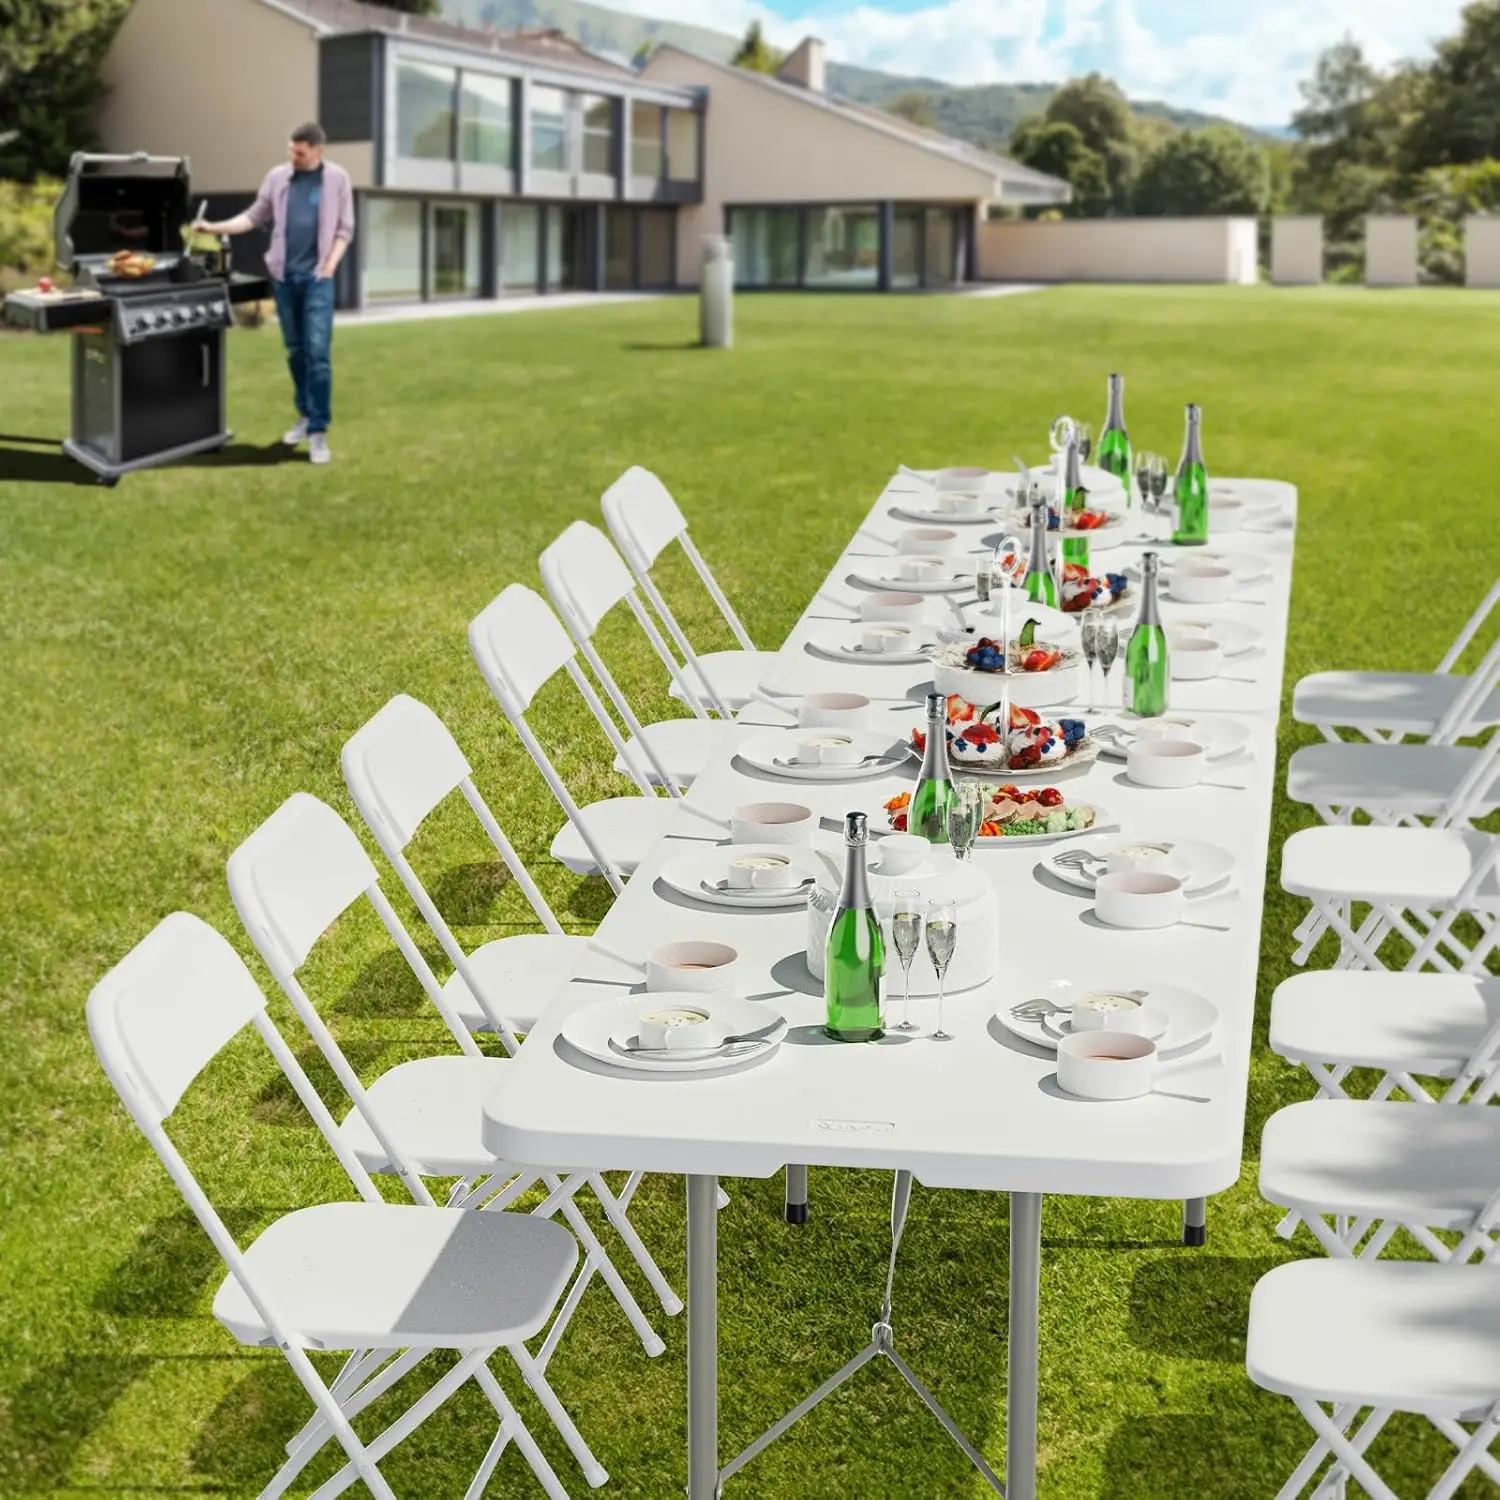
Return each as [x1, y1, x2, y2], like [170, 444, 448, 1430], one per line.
[197, 123, 354, 465]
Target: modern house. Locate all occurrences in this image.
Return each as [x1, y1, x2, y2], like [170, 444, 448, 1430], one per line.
[95, 0, 1069, 308]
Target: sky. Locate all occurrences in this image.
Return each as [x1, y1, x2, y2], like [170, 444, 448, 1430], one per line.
[610, 0, 1468, 127]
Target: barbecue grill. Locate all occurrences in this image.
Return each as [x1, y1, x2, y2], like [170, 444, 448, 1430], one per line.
[2, 152, 270, 484]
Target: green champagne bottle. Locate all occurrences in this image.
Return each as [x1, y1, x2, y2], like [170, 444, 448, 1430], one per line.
[1097, 373, 1132, 501]
[1023, 495, 1059, 607]
[1060, 434, 1090, 573]
[909, 691, 957, 843]
[1124, 551, 1170, 718]
[1172, 403, 1209, 547]
[824, 811, 885, 1042]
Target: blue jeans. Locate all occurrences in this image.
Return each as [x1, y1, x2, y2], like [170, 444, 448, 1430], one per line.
[272, 276, 335, 433]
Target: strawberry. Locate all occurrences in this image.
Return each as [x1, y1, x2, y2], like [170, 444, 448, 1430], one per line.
[1037, 787, 1064, 807]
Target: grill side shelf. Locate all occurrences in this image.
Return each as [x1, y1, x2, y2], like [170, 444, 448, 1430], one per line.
[2, 292, 110, 334]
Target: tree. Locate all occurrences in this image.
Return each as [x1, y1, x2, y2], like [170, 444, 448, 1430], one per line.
[1041, 73, 1138, 211]
[731, 20, 781, 75]
[1401, 0, 1500, 166]
[885, 91, 937, 130]
[1131, 125, 1271, 215]
[0, 0, 130, 181]
[1009, 118, 1110, 217]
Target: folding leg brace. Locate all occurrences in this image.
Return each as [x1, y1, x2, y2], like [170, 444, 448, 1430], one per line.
[716, 1171, 1003, 1493]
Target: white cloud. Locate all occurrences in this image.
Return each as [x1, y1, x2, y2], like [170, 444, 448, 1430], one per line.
[606, 0, 1468, 124]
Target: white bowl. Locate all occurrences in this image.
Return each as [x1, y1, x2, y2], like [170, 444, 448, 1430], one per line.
[897, 527, 963, 557]
[1105, 842, 1184, 879]
[726, 851, 800, 891]
[637, 1001, 717, 1050]
[1209, 498, 1244, 533]
[1126, 738, 1208, 789]
[795, 732, 861, 767]
[1069, 992, 1153, 1035]
[874, 832, 930, 877]
[1056, 1031, 1161, 1099]
[799, 691, 872, 730]
[1093, 871, 1185, 929]
[645, 941, 740, 994]
[730, 801, 814, 845]
[935, 492, 984, 516]
[861, 623, 917, 654]
[1171, 636, 1223, 681]
[1168, 565, 1236, 605]
[897, 557, 951, 584]
[859, 591, 928, 625]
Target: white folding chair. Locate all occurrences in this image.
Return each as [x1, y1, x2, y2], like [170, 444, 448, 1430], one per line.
[1247, 1258, 1500, 1499]
[601, 465, 781, 715]
[89, 912, 602, 1500]
[1293, 579, 1500, 744]
[469, 583, 684, 894]
[227, 791, 671, 1373]
[539, 520, 727, 791]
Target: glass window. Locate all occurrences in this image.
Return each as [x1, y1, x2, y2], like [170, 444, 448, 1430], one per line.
[363, 196, 423, 302]
[892, 207, 922, 289]
[582, 94, 616, 176]
[530, 85, 568, 172]
[805, 205, 880, 288]
[428, 201, 480, 297]
[638, 208, 674, 287]
[397, 61, 456, 160]
[665, 108, 698, 183]
[630, 100, 663, 179]
[459, 72, 513, 168]
[730, 207, 800, 287]
[605, 208, 633, 290]
[924, 209, 956, 287]
[501, 204, 540, 290]
[546, 205, 586, 290]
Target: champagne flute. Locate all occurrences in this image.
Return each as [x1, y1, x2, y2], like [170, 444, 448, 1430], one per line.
[1080, 605, 1104, 715]
[926, 898, 958, 1041]
[890, 888, 923, 1032]
[1133, 451, 1153, 511]
[1075, 421, 1094, 464]
[947, 780, 982, 862]
[1149, 455, 1170, 515]
[1096, 618, 1121, 709]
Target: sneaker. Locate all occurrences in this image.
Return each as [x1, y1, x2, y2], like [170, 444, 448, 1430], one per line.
[283, 418, 309, 445]
[309, 433, 331, 465]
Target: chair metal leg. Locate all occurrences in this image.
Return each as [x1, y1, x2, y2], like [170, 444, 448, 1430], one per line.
[1182, 1197, 1207, 1247]
[783, 1163, 808, 1224]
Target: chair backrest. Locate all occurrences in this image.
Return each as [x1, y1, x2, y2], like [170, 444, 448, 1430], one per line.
[1438, 578, 1500, 674]
[1435, 635, 1500, 747]
[600, 466, 688, 574]
[540, 520, 638, 641]
[468, 584, 579, 720]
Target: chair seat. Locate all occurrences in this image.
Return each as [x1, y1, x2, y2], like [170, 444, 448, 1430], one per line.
[1287, 742, 1500, 818]
[1293, 670, 1500, 739]
[1261, 1099, 1500, 1231]
[548, 795, 677, 878]
[1269, 970, 1500, 1075]
[338, 1055, 515, 1178]
[442, 934, 588, 1035]
[1281, 826, 1500, 907]
[1270, 969, 1500, 1076]
[214, 1201, 577, 1351]
[613, 717, 726, 787]
[1247, 1259, 1500, 1419]
[668, 650, 783, 711]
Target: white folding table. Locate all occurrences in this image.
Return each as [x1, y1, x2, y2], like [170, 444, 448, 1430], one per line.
[484, 474, 1297, 1497]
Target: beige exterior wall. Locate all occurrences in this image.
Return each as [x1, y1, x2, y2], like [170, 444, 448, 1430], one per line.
[1365, 215, 1418, 287]
[98, 0, 320, 193]
[335, 140, 376, 190]
[1465, 217, 1500, 288]
[1271, 216, 1322, 284]
[642, 49, 993, 286]
[977, 217, 1256, 284]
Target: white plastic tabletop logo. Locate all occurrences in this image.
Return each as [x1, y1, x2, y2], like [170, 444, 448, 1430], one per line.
[815, 1118, 895, 1132]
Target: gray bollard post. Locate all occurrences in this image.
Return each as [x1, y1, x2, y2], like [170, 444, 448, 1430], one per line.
[700, 234, 733, 349]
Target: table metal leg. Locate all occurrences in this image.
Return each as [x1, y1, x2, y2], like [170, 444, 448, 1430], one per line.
[783, 1163, 808, 1224]
[1182, 1197, 1207, 1247]
[687, 1174, 720, 1499]
[1007, 1192, 1042, 1500]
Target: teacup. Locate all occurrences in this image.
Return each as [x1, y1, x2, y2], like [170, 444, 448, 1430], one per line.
[1105, 842, 1180, 878]
[1126, 738, 1207, 789]
[1093, 870, 1186, 929]
[859, 591, 928, 625]
[795, 732, 862, 766]
[638, 1002, 716, 1051]
[1171, 636, 1223, 680]
[875, 832, 930, 876]
[1068, 992, 1153, 1035]
[799, 691, 872, 730]
[936, 492, 984, 516]
[1169, 564, 1236, 605]
[1055, 1031, 1163, 1100]
[730, 801, 814, 845]
[645, 941, 740, 994]
[897, 557, 950, 584]
[896, 527, 962, 557]
[861, 623, 916, 654]
[726, 851, 799, 891]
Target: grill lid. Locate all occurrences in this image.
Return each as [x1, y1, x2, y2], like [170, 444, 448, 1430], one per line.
[55, 152, 192, 269]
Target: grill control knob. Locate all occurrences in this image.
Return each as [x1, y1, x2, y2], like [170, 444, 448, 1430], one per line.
[173, 308, 188, 324]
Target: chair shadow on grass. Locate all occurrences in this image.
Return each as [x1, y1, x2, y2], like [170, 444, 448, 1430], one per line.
[427, 860, 511, 925]
[94, 1207, 270, 1317]
[5, 1354, 154, 1490]
[566, 874, 615, 927]
[1127, 1255, 1288, 1362]
[252, 1038, 393, 1127]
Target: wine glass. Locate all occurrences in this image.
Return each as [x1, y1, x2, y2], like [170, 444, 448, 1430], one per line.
[926, 898, 958, 1041]
[1074, 421, 1094, 464]
[1080, 605, 1104, 715]
[947, 780, 983, 862]
[1049, 415, 1076, 456]
[1133, 451, 1154, 511]
[1096, 618, 1121, 709]
[1149, 455, 1170, 514]
[890, 888, 923, 1032]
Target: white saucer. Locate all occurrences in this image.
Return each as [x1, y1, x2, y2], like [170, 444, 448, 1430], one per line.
[997, 981, 1216, 1056]
[738, 728, 910, 782]
[657, 845, 821, 910]
[1093, 715, 1251, 761]
[1042, 837, 1236, 894]
[1163, 619, 1263, 656]
[560, 994, 788, 1075]
[805, 622, 936, 666]
[1044, 1006, 1169, 1043]
[888, 503, 999, 527]
[848, 565, 973, 594]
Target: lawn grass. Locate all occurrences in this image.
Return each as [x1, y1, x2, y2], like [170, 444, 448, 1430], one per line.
[2, 283, 1498, 1498]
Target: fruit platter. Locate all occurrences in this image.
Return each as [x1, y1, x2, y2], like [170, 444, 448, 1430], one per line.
[908, 695, 1100, 778]
[930, 617, 1080, 709]
[1060, 561, 1130, 614]
[886, 785, 1100, 842]
[1006, 502, 1126, 550]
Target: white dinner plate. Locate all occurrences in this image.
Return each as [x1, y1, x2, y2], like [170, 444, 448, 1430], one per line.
[657, 845, 822, 910]
[996, 981, 1217, 1056]
[888, 502, 1000, 527]
[739, 728, 911, 782]
[560, 994, 788, 1076]
[1040, 837, 1236, 894]
[806, 622, 938, 666]
[1128, 551, 1271, 587]
[1162, 619, 1263, 657]
[847, 564, 974, 594]
[1093, 715, 1251, 762]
